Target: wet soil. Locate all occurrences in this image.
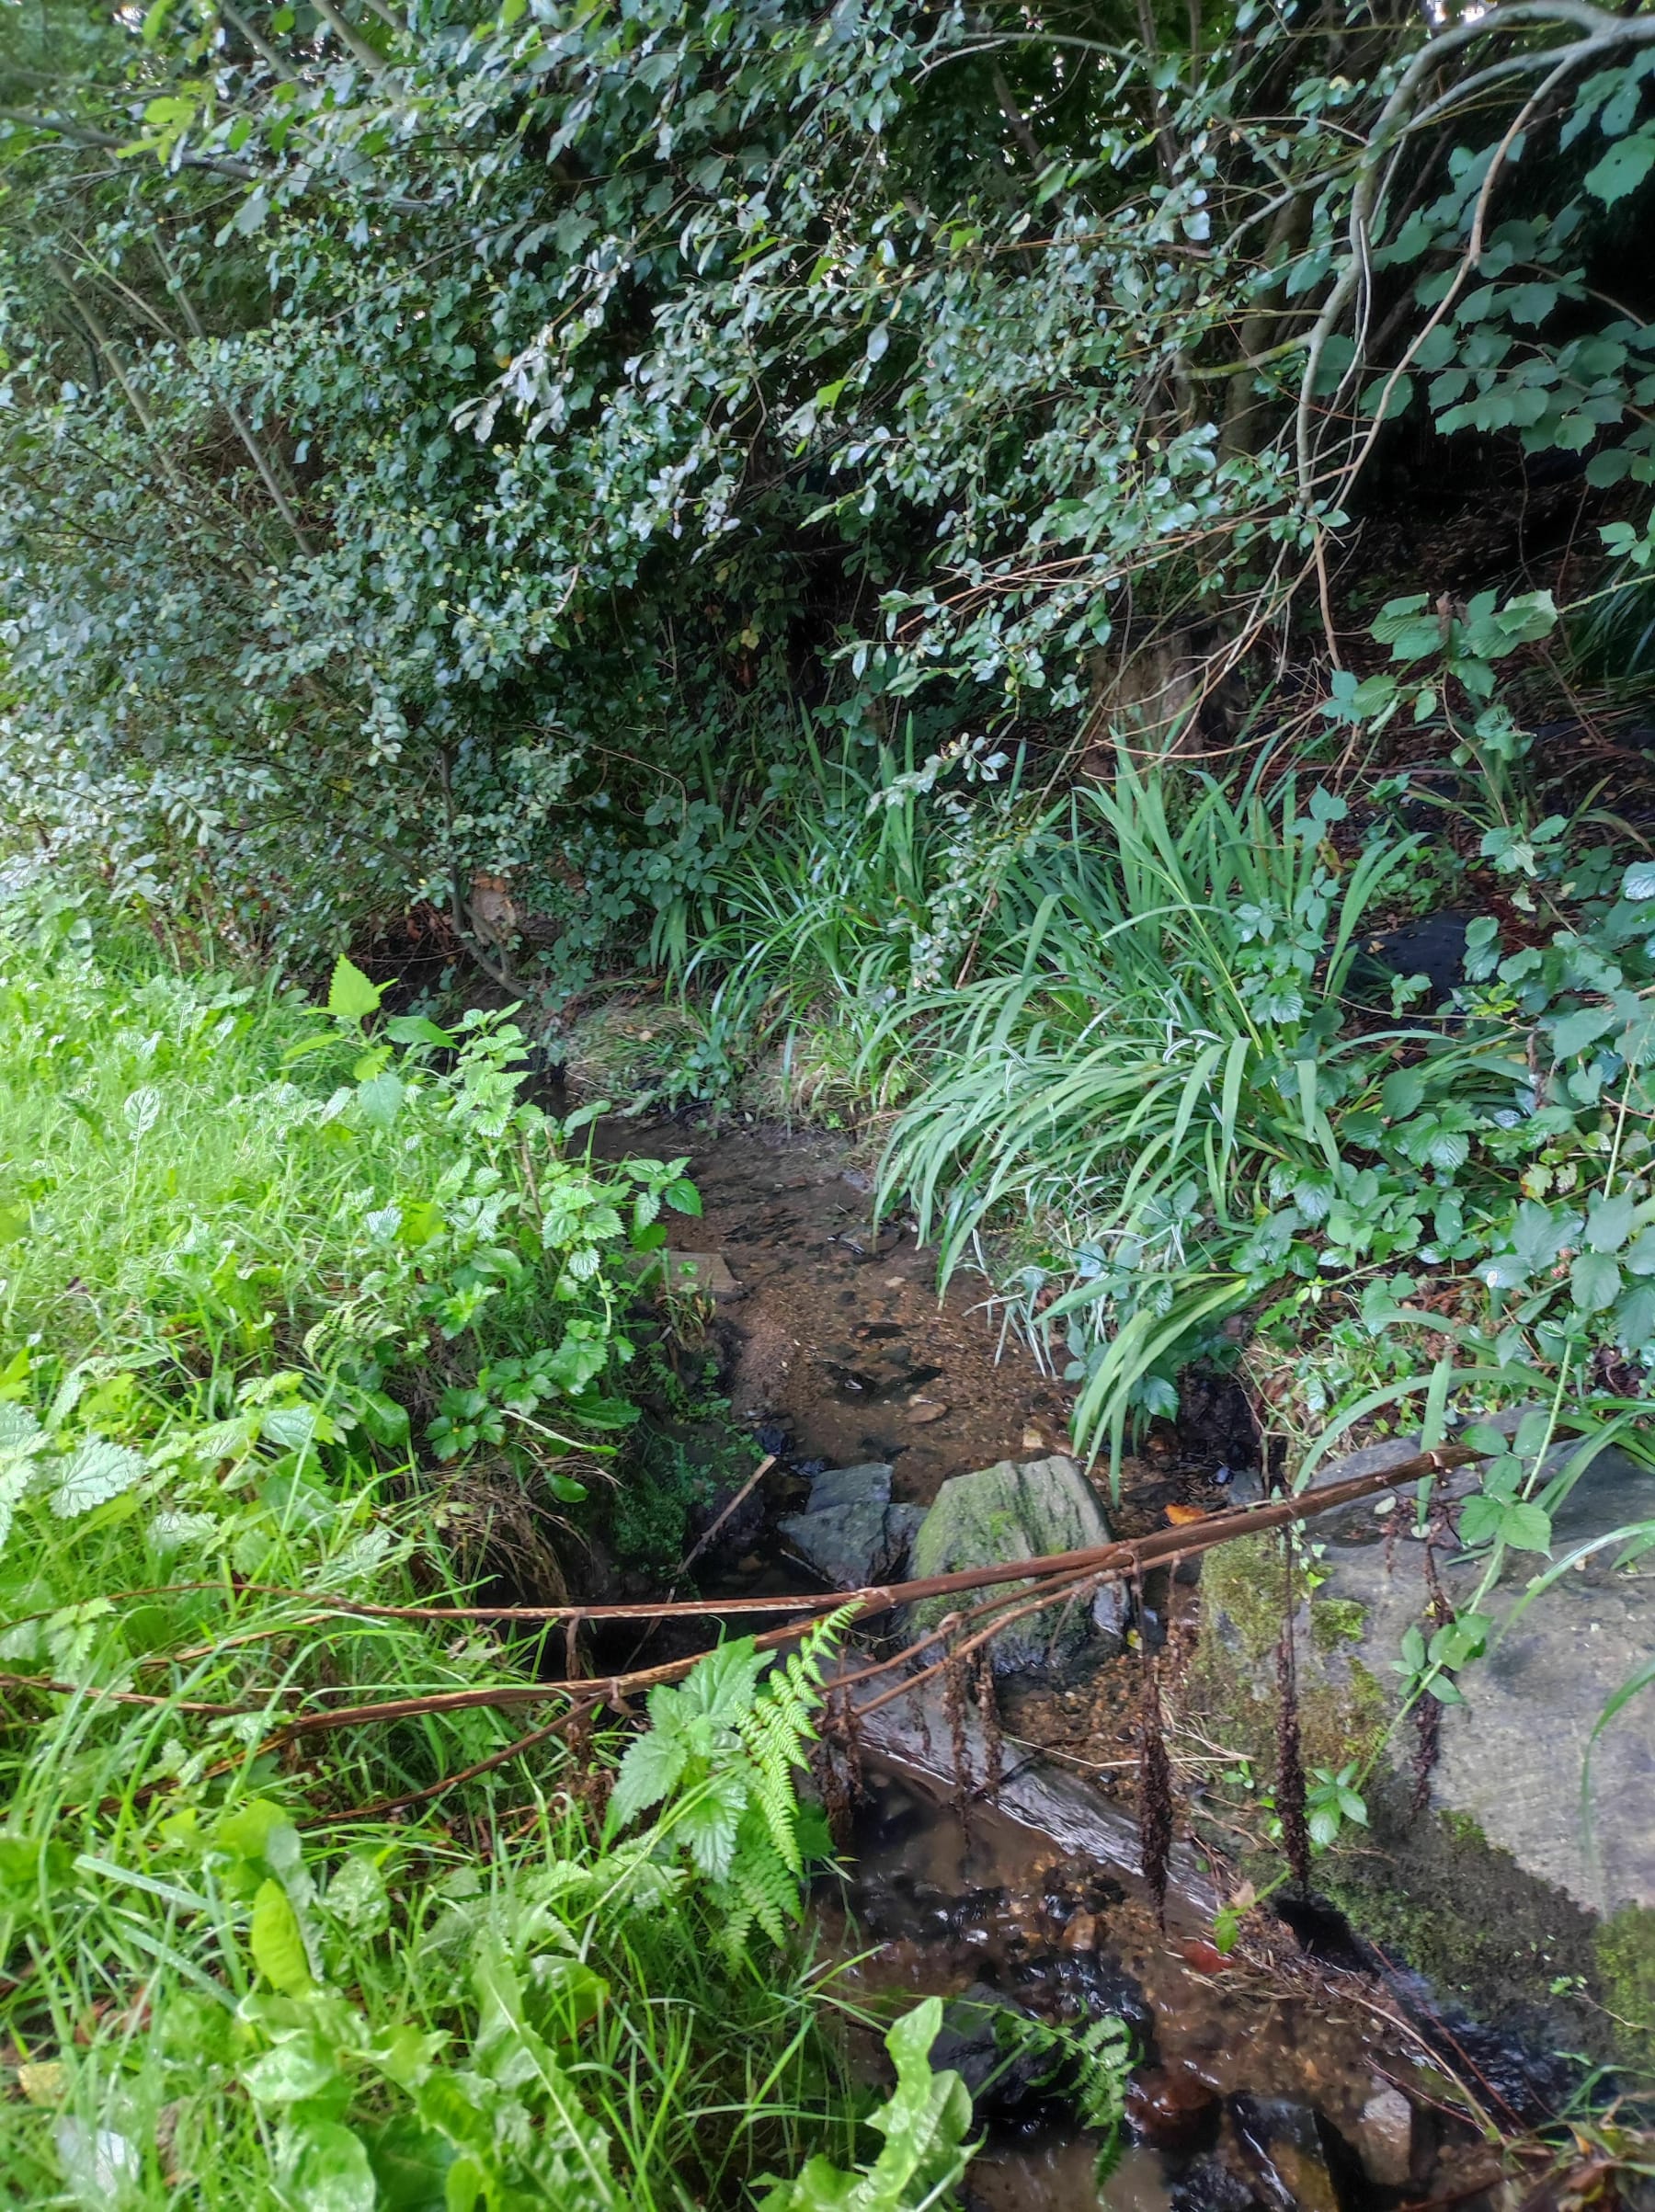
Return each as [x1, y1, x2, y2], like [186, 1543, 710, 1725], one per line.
[598, 1118, 1075, 1501]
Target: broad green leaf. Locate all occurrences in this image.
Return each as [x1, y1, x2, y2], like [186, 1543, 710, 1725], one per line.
[1571, 1250, 1622, 1313]
[1587, 1192, 1636, 1253]
[356, 1072, 405, 1129]
[291, 2122, 376, 2212]
[385, 1013, 454, 1047]
[1551, 1005, 1616, 1060]
[0, 1457, 33, 1559]
[1505, 1499, 1552, 1554]
[240, 2035, 337, 2104]
[325, 955, 382, 1024]
[1584, 129, 1655, 206]
[0, 1403, 43, 1457]
[250, 1876, 314, 1994]
[50, 1440, 147, 1518]
[1379, 1066, 1425, 1120]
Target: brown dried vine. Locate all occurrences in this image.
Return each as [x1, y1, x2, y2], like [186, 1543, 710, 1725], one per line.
[1135, 1572, 1173, 1928]
[1411, 1506, 1458, 1814]
[942, 1634, 973, 1827]
[1274, 1532, 1311, 1893]
[974, 1643, 1004, 1797]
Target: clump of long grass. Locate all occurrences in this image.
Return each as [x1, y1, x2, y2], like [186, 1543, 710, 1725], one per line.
[873, 756, 1530, 1470]
[654, 725, 1056, 1115]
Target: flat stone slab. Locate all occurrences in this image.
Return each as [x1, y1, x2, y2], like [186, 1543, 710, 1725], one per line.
[1313, 1440, 1655, 1917]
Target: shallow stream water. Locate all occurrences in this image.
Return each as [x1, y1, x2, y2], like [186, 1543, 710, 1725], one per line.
[595, 1116, 1524, 2212]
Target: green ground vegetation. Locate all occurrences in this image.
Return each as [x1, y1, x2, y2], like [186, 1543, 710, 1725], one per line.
[0, 904, 999, 2209]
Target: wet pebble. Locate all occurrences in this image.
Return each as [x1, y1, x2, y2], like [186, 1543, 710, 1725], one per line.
[1125, 2065, 1222, 2153]
[1168, 2158, 1261, 2212]
[1058, 1910, 1097, 1953]
[1355, 2085, 1414, 2189]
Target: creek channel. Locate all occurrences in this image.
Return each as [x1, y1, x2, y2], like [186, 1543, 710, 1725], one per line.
[592, 1117, 1555, 2212]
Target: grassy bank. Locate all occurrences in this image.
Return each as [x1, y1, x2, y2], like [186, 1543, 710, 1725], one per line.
[0, 897, 981, 2209]
[630, 733, 1655, 1507]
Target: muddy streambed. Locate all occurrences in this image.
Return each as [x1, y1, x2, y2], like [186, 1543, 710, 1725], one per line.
[594, 1118, 1540, 2211]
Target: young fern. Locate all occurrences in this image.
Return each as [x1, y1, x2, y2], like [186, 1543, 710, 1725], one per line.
[990, 2011, 1134, 2183]
[610, 1607, 853, 1952]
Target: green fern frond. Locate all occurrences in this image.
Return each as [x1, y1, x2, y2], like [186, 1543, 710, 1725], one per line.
[727, 1830, 799, 1950]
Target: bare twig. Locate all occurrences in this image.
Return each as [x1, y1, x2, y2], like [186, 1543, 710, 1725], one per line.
[673, 1454, 777, 1582]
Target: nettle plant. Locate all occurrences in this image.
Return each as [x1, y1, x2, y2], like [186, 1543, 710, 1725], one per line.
[283, 955, 701, 1475]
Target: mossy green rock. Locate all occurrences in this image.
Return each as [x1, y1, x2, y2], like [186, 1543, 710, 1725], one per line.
[907, 1454, 1123, 1674]
[1187, 1436, 1655, 2061]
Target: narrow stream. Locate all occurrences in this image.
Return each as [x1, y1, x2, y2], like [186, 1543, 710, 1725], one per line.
[596, 1115, 1540, 2212]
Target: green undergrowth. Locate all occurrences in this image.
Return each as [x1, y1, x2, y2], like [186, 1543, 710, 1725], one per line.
[659, 667, 1655, 1517]
[0, 901, 997, 2210]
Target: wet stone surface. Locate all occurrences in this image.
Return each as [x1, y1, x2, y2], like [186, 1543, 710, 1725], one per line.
[823, 1765, 1486, 2212]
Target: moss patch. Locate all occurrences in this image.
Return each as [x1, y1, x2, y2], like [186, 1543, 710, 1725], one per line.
[1309, 1596, 1367, 1653]
[1596, 1905, 1655, 2076]
[1185, 1536, 1387, 1777]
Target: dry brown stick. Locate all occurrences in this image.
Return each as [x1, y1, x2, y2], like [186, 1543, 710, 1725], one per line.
[209, 1446, 1476, 1638]
[0, 1669, 270, 1716]
[672, 1454, 777, 1582]
[298, 1704, 599, 1828]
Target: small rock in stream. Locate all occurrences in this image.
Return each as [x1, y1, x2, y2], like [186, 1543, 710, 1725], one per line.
[1229, 2097, 1358, 2212]
[907, 1454, 1124, 1672]
[1125, 2065, 1222, 2153]
[778, 1499, 925, 1588]
[805, 1461, 893, 1513]
[1354, 2086, 1414, 2190]
[1169, 2159, 1263, 2212]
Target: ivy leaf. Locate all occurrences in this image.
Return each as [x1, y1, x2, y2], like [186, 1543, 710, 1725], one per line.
[1622, 861, 1655, 902]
